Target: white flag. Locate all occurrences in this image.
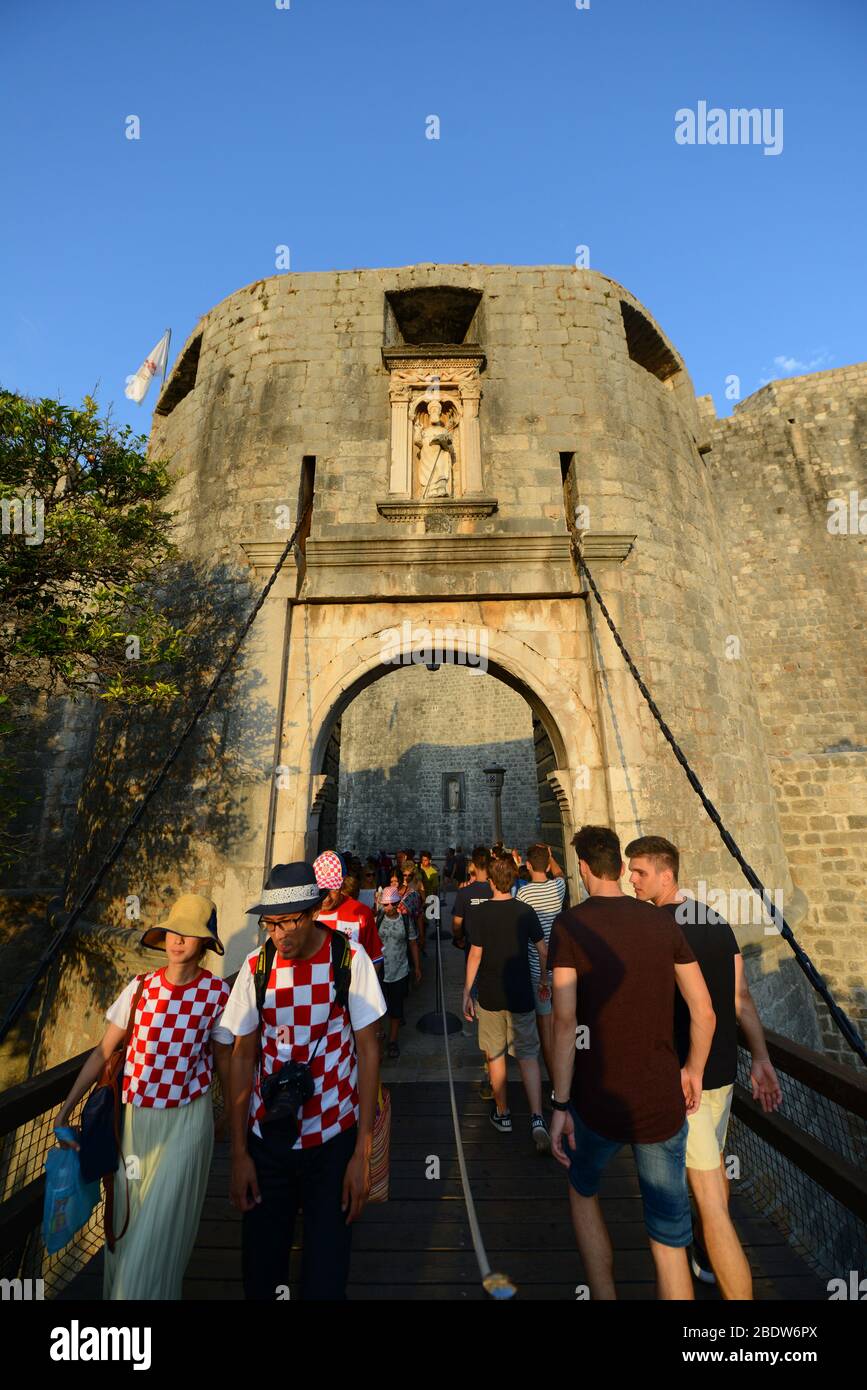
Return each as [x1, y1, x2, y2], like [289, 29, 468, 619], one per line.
[125, 330, 171, 404]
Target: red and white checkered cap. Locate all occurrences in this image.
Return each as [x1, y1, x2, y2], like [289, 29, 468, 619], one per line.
[313, 851, 345, 892]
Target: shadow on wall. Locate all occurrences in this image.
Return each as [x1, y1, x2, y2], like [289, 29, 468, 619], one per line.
[336, 737, 542, 856]
[31, 919, 147, 1078]
[59, 558, 276, 933]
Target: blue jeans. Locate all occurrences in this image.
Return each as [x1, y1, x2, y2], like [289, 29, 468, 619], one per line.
[566, 1104, 692, 1248]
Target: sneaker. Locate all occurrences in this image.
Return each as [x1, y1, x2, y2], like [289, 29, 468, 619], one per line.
[489, 1106, 512, 1133]
[690, 1241, 716, 1285]
[531, 1114, 551, 1153]
[479, 1075, 494, 1101]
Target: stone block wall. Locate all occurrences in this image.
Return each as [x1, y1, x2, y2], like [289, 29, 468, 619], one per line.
[706, 364, 867, 1065]
[769, 753, 866, 1062]
[336, 662, 541, 856]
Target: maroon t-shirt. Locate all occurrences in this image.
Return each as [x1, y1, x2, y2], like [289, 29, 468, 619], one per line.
[548, 895, 697, 1144]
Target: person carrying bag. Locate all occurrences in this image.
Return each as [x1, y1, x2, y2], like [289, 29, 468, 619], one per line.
[76, 974, 145, 1249]
[55, 894, 233, 1299]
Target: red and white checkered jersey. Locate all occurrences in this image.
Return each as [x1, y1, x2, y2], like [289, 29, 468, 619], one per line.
[220, 931, 385, 1149]
[106, 968, 232, 1108]
[316, 896, 384, 967]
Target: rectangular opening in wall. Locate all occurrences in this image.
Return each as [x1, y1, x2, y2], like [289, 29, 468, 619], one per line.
[154, 333, 202, 416]
[295, 457, 315, 590]
[619, 302, 680, 383]
[385, 287, 482, 345]
[297, 456, 316, 548]
[560, 451, 576, 523]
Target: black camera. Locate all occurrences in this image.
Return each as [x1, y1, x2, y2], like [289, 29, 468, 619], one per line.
[260, 1059, 315, 1142]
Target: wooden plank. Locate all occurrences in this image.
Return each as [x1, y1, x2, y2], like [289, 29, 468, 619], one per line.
[370, 1179, 633, 1198]
[70, 1271, 822, 1303]
[190, 1205, 797, 1253]
[53, 1074, 829, 1304]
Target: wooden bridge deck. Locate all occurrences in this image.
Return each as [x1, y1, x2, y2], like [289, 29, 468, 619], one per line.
[61, 1080, 823, 1301]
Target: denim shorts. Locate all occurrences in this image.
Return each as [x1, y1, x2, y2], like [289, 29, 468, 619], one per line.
[566, 1104, 692, 1248]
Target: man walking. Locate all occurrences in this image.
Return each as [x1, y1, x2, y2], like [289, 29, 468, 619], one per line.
[462, 855, 551, 1153]
[516, 844, 566, 1084]
[626, 835, 783, 1298]
[548, 825, 716, 1300]
[452, 845, 495, 1097]
[222, 862, 386, 1300]
[451, 845, 493, 949]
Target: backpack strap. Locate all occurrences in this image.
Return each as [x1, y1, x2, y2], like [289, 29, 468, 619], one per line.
[330, 929, 352, 1011]
[254, 937, 276, 1017]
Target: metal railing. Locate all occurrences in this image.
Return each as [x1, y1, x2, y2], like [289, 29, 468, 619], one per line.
[0, 1051, 104, 1297]
[730, 1026, 867, 1278]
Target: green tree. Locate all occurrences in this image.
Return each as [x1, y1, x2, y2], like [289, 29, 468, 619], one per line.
[0, 389, 184, 865]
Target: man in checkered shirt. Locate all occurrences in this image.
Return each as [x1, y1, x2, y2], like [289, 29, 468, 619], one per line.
[222, 861, 386, 1300]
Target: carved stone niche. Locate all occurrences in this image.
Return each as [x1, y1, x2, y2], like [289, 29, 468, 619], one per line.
[377, 347, 497, 523]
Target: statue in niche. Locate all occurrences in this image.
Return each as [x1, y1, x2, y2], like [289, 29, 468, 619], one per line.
[413, 398, 459, 499]
[443, 772, 464, 812]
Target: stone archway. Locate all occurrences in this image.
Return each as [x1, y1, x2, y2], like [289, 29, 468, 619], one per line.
[267, 608, 608, 902]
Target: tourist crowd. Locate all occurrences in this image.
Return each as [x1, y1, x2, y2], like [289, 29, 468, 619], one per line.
[54, 826, 782, 1302]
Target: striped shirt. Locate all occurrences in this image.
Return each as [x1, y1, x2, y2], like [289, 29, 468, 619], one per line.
[516, 877, 567, 981]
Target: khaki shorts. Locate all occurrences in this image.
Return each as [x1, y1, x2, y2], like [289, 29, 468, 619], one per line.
[476, 1004, 539, 1061]
[686, 1083, 734, 1171]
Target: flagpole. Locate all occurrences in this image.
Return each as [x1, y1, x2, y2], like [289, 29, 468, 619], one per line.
[162, 328, 172, 384]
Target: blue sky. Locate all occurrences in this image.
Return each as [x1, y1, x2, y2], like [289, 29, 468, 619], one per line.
[2, 0, 864, 431]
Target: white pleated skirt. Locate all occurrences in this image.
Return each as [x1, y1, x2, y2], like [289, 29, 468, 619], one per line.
[102, 1090, 213, 1301]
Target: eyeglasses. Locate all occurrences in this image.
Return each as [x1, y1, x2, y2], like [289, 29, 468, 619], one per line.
[259, 913, 308, 930]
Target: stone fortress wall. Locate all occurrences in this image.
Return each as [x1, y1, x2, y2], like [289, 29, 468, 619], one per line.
[10, 263, 865, 1068]
[700, 365, 867, 1063]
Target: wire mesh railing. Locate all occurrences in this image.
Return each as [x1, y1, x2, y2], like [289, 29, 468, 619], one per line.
[0, 1056, 104, 1298]
[729, 1035, 867, 1280]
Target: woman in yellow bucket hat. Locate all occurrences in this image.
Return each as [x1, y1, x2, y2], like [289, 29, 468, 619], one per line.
[56, 893, 233, 1299]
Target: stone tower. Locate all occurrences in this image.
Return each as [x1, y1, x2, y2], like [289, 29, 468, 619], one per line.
[20, 265, 867, 1066]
